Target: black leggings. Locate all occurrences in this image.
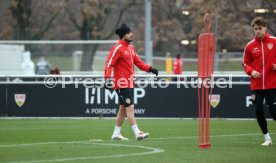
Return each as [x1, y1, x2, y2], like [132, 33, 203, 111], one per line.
[252, 89, 276, 134]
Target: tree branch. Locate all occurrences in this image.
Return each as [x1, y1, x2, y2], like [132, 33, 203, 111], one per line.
[103, 0, 136, 40]
[98, 1, 113, 32]
[65, 6, 81, 31]
[64, 0, 82, 31]
[32, 4, 64, 40]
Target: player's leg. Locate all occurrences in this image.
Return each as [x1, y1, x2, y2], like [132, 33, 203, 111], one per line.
[125, 104, 136, 126]
[266, 89, 276, 121]
[117, 88, 135, 128]
[252, 90, 271, 146]
[119, 88, 149, 140]
[264, 89, 276, 146]
[111, 90, 129, 141]
[252, 90, 267, 134]
[116, 105, 127, 126]
[125, 104, 149, 140]
[111, 105, 128, 140]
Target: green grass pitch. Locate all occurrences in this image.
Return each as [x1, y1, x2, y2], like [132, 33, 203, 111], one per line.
[0, 119, 276, 163]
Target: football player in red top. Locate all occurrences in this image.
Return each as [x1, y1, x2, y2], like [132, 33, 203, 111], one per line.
[243, 17, 276, 146]
[104, 24, 158, 140]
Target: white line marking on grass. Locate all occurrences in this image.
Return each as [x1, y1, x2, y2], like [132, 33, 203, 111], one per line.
[1, 132, 274, 147]
[148, 132, 276, 140]
[89, 139, 103, 142]
[0, 141, 165, 163]
[1, 132, 275, 163]
[0, 128, 43, 130]
[0, 128, 62, 131]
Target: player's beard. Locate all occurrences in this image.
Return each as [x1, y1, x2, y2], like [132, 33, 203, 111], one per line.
[124, 36, 133, 43]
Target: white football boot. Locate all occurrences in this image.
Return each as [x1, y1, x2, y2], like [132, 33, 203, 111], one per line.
[111, 134, 128, 141]
[136, 132, 149, 140]
[261, 139, 272, 146]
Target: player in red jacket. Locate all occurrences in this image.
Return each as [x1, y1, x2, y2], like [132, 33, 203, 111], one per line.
[104, 24, 158, 141]
[173, 54, 183, 81]
[243, 17, 276, 146]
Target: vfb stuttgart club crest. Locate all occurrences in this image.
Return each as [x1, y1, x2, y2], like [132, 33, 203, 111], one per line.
[209, 94, 220, 108]
[267, 43, 273, 50]
[14, 94, 26, 107]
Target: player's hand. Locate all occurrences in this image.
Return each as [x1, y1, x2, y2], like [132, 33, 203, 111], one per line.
[272, 64, 276, 71]
[149, 67, 159, 76]
[251, 70, 261, 78]
[104, 78, 113, 90]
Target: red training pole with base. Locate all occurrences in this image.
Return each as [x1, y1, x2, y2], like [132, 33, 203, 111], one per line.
[197, 13, 215, 149]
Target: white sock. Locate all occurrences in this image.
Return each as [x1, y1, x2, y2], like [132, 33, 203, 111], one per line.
[113, 126, 121, 135]
[264, 133, 271, 141]
[131, 124, 141, 135]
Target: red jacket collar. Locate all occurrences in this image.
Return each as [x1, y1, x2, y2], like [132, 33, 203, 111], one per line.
[254, 32, 270, 42]
[119, 39, 130, 46]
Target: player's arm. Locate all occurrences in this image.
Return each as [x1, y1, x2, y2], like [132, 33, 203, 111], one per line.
[104, 45, 122, 78]
[242, 47, 255, 76]
[133, 52, 158, 76]
[272, 40, 276, 71]
[104, 46, 122, 89]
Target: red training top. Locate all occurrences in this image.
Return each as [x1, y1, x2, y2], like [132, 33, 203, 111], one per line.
[104, 39, 150, 90]
[243, 32, 276, 90]
[173, 57, 183, 74]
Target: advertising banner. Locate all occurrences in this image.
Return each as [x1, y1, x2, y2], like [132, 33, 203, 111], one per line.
[2, 83, 269, 118]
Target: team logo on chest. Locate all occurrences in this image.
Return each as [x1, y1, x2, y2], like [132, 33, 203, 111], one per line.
[267, 43, 273, 50]
[124, 51, 129, 55]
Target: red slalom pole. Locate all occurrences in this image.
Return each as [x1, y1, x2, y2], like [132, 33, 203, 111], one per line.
[197, 13, 215, 149]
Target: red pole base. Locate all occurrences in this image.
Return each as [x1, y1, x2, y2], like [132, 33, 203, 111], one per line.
[199, 143, 211, 149]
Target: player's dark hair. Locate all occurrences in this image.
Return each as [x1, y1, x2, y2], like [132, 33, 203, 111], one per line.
[251, 17, 267, 27]
[115, 24, 131, 39]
